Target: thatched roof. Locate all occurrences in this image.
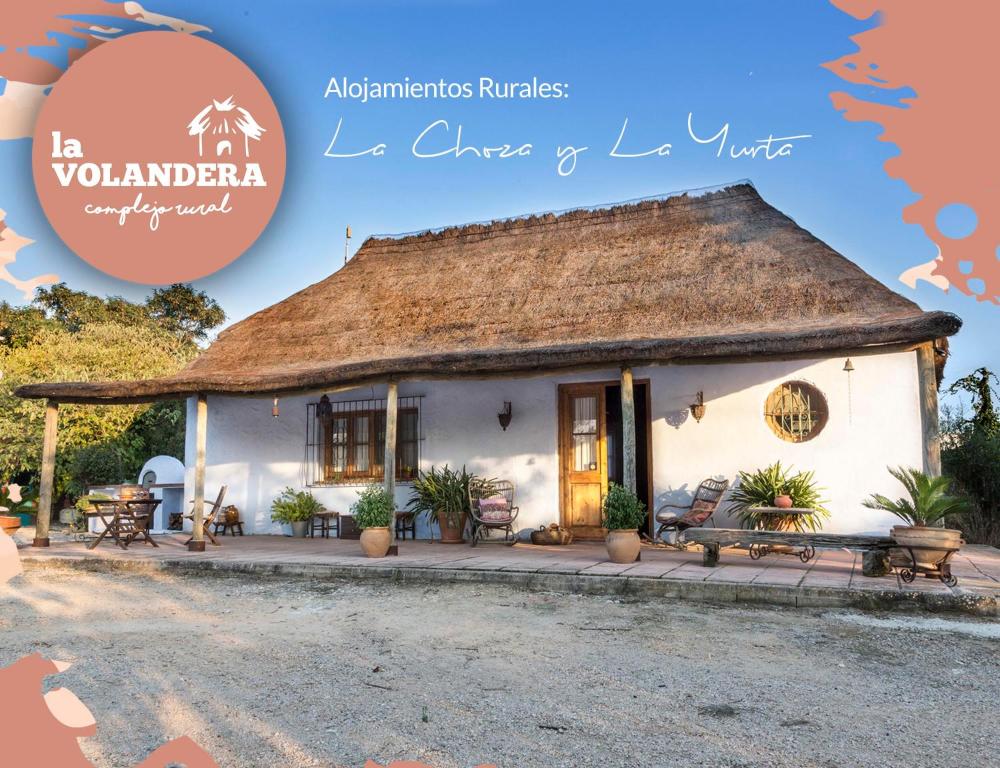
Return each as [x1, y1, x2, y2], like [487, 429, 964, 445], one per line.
[17, 183, 960, 403]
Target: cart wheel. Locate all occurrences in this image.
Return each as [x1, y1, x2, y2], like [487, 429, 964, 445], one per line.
[799, 545, 816, 563]
[900, 568, 916, 583]
[940, 573, 958, 588]
[748, 544, 763, 560]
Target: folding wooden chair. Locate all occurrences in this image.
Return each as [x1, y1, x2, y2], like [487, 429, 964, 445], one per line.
[184, 486, 228, 546]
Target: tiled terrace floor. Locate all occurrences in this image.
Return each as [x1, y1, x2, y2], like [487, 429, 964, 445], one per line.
[16, 531, 1000, 608]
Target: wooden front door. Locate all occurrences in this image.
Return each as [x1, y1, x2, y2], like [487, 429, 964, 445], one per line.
[559, 384, 607, 539]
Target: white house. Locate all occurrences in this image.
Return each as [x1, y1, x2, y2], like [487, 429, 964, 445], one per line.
[20, 184, 961, 548]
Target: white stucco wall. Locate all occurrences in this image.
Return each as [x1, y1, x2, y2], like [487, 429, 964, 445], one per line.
[185, 350, 924, 536]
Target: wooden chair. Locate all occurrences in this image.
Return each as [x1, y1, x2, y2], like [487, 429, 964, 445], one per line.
[120, 498, 161, 548]
[309, 511, 339, 539]
[468, 479, 518, 547]
[655, 478, 729, 543]
[184, 486, 228, 546]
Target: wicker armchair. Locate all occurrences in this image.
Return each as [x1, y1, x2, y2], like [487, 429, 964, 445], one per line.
[655, 478, 729, 543]
[468, 479, 519, 547]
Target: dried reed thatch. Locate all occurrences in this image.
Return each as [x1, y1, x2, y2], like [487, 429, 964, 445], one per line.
[17, 184, 960, 403]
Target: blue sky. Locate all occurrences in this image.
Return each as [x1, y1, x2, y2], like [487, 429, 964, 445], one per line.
[1, 0, 995, 402]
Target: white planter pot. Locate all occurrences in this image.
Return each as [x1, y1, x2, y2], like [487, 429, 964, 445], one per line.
[891, 525, 962, 569]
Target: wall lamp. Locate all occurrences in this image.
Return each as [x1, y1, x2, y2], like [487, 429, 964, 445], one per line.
[498, 401, 512, 431]
[689, 391, 706, 423]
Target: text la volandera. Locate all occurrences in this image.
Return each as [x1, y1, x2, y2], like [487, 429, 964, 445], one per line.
[49, 132, 267, 187]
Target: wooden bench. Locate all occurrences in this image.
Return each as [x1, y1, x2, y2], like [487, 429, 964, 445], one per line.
[681, 528, 895, 576]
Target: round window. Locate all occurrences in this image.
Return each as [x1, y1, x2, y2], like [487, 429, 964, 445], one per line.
[764, 381, 828, 443]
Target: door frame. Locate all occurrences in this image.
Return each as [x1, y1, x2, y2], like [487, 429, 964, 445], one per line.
[557, 379, 653, 539]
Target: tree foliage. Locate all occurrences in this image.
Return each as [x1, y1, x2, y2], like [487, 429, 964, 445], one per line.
[942, 368, 1000, 546]
[0, 322, 195, 503]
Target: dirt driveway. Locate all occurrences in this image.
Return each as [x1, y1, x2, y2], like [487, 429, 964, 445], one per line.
[2, 568, 997, 768]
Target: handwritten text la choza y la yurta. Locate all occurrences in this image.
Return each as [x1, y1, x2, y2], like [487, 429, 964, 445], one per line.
[323, 77, 811, 176]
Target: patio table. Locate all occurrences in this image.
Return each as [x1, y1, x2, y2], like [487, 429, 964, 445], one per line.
[86, 498, 161, 550]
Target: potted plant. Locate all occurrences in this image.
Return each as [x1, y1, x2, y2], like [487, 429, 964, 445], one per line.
[0, 485, 42, 535]
[270, 487, 323, 537]
[352, 484, 395, 557]
[602, 483, 646, 563]
[863, 466, 967, 569]
[728, 462, 829, 532]
[407, 465, 472, 544]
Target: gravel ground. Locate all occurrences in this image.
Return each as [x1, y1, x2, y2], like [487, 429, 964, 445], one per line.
[1, 569, 998, 768]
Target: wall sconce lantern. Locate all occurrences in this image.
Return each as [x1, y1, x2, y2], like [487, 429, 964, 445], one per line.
[497, 401, 512, 431]
[317, 394, 333, 418]
[272, 396, 280, 418]
[689, 391, 706, 423]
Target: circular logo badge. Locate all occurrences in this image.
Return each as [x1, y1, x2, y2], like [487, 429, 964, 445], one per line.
[32, 32, 285, 284]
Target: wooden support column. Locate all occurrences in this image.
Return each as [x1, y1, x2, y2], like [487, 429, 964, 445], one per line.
[32, 400, 59, 547]
[620, 366, 637, 494]
[384, 381, 399, 554]
[189, 393, 208, 552]
[916, 342, 941, 477]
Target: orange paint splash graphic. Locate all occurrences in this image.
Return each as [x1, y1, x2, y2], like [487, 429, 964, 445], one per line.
[824, 0, 1000, 303]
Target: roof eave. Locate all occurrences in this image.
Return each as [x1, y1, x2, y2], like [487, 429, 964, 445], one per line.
[13, 311, 961, 405]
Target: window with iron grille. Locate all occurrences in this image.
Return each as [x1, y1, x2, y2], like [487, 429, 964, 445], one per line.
[764, 381, 828, 443]
[305, 396, 422, 485]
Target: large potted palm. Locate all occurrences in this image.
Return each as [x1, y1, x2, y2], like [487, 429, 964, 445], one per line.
[863, 466, 967, 569]
[728, 462, 829, 532]
[407, 465, 472, 544]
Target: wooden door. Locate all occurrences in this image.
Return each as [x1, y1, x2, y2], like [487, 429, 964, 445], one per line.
[559, 384, 607, 539]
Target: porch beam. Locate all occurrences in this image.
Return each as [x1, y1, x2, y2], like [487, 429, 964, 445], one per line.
[189, 393, 208, 552]
[384, 381, 398, 551]
[916, 342, 941, 477]
[620, 366, 637, 494]
[32, 400, 59, 547]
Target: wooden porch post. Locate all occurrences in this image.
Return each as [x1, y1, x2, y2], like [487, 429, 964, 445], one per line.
[620, 366, 637, 494]
[189, 393, 208, 552]
[916, 342, 941, 477]
[384, 381, 398, 554]
[32, 400, 59, 547]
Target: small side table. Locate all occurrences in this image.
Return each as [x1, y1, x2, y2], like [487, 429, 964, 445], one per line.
[749, 507, 818, 563]
[310, 511, 340, 539]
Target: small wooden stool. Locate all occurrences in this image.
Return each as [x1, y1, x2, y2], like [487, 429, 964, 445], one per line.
[395, 510, 417, 540]
[213, 505, 244, 536]
[310, 510, 340, 538]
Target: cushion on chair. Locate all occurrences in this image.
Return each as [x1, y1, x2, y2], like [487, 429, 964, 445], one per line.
[478, 496, 512, 522]
[680, 499, 716, 526]
[655, 512, 680, 525]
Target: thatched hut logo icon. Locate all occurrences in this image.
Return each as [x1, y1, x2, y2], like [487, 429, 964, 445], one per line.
[187, 96, 266, 158]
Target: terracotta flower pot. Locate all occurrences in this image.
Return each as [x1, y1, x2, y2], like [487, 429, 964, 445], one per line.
[891, 525, 963, 569]
[0, 515, 21, 536]
[773, 495, 793, 509]
[360, 527, 391, 558]
[606, 529, 640, 564]
[437, 511, 466, 544]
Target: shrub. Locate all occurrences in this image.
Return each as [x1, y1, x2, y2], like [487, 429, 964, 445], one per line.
[601, 483, 646, 530]
[863, 466, 968, 527]
[728, 462, 828, 532]
[270, 487, 323, 524]
[68, 444, 126, 497]
[352, 485, 394, 529]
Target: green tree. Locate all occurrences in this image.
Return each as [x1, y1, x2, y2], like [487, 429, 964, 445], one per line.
[0, 323, 195, 504]
[942, 368, 1000, 545]
[33, 283, 150, 332]
[146, 283, 225, 346]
